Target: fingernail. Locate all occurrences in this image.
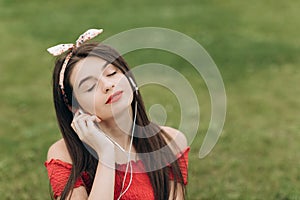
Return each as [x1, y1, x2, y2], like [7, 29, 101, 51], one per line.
[94, 115, 101, 122]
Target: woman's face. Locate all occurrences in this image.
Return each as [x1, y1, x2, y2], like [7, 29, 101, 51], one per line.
[69, 56, 133, 120]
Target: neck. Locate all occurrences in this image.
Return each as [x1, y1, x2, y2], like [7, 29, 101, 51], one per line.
[98, 106, 134, 151]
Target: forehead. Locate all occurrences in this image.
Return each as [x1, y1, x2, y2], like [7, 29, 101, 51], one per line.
[74, 56, 107, 76]
[70, 56, 109, 86]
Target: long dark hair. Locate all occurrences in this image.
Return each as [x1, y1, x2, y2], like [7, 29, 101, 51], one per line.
[52, 43, 186, 199]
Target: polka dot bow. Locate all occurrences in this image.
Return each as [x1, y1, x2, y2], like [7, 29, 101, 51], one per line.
[47, 29, 103, 56]
[47, 29, 103, 91]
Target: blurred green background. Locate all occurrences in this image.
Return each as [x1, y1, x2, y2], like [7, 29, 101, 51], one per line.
[0, 0, 299, 199]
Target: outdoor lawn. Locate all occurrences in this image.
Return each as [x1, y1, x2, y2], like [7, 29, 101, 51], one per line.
[0, 0, 299, 199]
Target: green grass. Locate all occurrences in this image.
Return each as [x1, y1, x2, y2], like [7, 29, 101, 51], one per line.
[0, 0, 300, 199]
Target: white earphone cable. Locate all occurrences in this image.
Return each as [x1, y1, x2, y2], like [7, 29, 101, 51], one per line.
[117, 99, 137, 199]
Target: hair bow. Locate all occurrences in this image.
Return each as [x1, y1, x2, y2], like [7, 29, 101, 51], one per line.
[47, 29, 103, 93]
[47, 29, 103, 56]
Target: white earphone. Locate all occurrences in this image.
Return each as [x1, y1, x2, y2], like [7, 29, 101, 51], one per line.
[116, 76, 139, 199]
[128, 77, 138, 95]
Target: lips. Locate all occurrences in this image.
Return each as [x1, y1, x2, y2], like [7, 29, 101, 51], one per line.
[105, 91, 123, 104]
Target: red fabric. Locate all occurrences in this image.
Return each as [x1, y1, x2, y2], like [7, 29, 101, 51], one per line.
[44, 147, 190, 199]
[169, 147, 190, 185]
[44, 159, 92, 198]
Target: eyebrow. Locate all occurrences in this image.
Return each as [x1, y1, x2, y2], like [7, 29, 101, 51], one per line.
[78, 76, 97, 89]
[77, 61, 110, 89]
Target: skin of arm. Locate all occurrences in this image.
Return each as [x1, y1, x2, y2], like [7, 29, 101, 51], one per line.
[161, 126, 188, 200]
[88, 147, 115, 200]
[168, 182, 184, 200]
[47, 125, 187, 199]
[47, 140, 116, 200]
[72, 112, 116, 199]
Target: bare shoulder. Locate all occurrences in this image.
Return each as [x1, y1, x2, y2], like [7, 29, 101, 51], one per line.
[160, 126, 188, 153]
[47, 138, 72, 164]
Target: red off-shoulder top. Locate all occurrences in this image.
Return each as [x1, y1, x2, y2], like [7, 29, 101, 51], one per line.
[44, 147, 190, 199]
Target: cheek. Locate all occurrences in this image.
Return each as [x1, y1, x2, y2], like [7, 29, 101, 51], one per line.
[116, 77, 134, 101]
[75, 92, 99, 114]
[116, 76, 132, 92]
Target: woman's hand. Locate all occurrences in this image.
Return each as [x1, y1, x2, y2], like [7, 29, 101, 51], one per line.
[71, 110, 115, 159]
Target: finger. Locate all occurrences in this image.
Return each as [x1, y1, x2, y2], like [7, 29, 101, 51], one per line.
[73, 120, 84, 139]
[74, 109, 81, 118]
[73, 114, 99, 141]
[78, 113, 100, 124]
[86, 119, 97, 131]
[73, 113, 90, 132]
[72, 111, 81, 124]
[86, 119, 103, 135]
[91, 115, 101, 123]
[77, 117, 89, 134]
[73, 114, 89, 133]
[71, 122, 77, 132]
[74, 112, 90, 124]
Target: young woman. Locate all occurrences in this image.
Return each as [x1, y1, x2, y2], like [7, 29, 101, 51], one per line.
[45, 29, 190, 200]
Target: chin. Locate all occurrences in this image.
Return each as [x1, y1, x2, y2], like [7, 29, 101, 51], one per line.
[111, 103, 131, 116]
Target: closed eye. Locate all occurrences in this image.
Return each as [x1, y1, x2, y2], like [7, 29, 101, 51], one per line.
[86, 84, 96, 92]
[107, 71, 117, 77]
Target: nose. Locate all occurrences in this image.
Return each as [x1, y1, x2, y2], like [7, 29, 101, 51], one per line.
[100, 77, 115, 93]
